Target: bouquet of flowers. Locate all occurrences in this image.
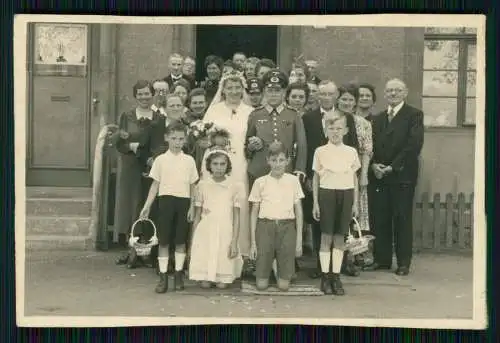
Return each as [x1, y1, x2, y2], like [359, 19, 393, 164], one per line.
[189, 120, 214, 140]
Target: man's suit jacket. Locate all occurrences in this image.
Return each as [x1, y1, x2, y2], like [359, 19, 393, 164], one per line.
[163, 74, 197, 91]
[369, 103, 424, 185]
[302, 109, 327, 180]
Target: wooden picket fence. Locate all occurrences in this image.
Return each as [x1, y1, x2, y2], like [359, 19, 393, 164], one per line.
[413, 192, 474, 251]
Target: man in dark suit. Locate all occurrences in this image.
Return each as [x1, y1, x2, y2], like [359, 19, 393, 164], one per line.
[301, 80, 338, 278]
[163, 53, 196, 90]
[365, 78, 424, 276]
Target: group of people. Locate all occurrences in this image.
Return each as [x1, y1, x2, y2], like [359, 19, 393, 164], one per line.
[112, 51, 425, 296]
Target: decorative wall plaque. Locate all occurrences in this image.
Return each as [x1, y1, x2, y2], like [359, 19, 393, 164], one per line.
[34, 23, 88, 66]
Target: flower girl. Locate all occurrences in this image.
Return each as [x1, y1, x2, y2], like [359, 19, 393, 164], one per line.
[189, 149, 244, 289]
[199, 126, 231, 179]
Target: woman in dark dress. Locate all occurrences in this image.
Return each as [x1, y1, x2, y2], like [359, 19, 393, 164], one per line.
[199, 55, 224, 105]
[113, 80, 165, 252]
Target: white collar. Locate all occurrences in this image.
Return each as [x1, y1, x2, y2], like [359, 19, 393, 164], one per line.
[388, 101, 405, 116]
[166, 149, 184, 158]
[209, 176, 230, 187]
[135, 108, 153, 120]
[320, 106, 335, 114]
[327, 141, 344, 148]
[171, 73, 182, 80]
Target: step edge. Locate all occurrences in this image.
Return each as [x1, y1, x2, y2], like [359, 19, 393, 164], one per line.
[25, 215, 92, 220]
[26, 198, 93, 202]
[25, 235, 90, 241]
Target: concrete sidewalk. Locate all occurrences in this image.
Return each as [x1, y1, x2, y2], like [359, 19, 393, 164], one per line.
[22, 250, 473, 319]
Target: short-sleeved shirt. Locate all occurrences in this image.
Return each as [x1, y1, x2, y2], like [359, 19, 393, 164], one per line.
[248, 173, 305, 220]
[312, 142, 361, 190]
[149, 150, 199, 198]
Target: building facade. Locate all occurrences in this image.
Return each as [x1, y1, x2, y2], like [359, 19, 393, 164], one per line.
[25, 23, 477, 197]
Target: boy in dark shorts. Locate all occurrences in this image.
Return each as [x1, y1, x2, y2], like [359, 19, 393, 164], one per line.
[140, 122, 199, 293]
[249, 141, 304, 292]
[312, 114, 360, 296]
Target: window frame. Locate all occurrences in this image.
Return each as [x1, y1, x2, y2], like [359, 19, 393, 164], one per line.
[422, 32, 477, 128]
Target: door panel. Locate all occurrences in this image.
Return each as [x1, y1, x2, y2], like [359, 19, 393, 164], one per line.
[31, 76, 89, 169]
[27, 23, 94, 187]
[195, 25, 278, 80]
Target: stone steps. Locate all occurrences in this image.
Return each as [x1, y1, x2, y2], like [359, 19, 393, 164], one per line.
[25, 235, 92, 251]
[25, 187, 93, 251]
[26, 198, 92, 217]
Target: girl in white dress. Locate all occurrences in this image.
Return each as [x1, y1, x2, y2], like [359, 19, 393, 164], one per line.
[199, 126, 231, 180]
[189, 150, 244, 288]
[203, 72, 254, 258]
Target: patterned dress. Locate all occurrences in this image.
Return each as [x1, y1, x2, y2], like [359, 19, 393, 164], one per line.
[353, 115, 373, 232]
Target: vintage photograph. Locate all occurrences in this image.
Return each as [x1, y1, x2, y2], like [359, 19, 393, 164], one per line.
[14, 14, 486, 328]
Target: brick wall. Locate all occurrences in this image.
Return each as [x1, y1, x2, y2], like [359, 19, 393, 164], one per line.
[300, 26, 406, 114]
[115, 24, 175, 118]
[300, 26, 475, 196]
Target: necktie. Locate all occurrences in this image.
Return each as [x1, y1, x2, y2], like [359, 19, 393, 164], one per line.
[388, 108, 394, 122]
[321, 111, 327, 137]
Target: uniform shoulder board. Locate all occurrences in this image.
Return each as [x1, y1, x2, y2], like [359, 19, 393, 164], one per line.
[285, 104, 298, 112]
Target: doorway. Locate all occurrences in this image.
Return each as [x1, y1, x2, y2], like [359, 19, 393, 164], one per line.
[26, 23, 98, 187]
[195, 25, 278, 80]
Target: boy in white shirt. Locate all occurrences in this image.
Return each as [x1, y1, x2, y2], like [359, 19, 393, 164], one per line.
[312, 114, 360, 296]
[249, 141, 304, 292]
[140, 122, 199, 293]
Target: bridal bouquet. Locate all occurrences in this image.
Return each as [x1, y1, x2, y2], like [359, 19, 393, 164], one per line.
[189, 120, 214, 146]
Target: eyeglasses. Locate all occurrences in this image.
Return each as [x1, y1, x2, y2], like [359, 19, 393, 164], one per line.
[385, 88, 405, 93]
[155, 89, 168, 96]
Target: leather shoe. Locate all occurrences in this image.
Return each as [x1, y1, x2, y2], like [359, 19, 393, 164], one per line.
[363, 262, 391, 271]
[395, 266, 410, 276]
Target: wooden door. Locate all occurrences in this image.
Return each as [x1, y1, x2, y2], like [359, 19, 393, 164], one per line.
[26, 23, 97, 187]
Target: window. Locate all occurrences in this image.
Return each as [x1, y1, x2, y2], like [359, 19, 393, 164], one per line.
[422, 27, 477, 127]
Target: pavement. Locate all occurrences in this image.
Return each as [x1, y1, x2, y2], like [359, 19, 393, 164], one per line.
[22, 249, 473, 320]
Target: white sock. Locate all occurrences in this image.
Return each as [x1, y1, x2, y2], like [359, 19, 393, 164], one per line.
[331, 248, 344, 274]
[319, 252, 330, 273]
[158, 257, 168, 273]
[175, 252, 186, 271]
[272, 259, 278, 279]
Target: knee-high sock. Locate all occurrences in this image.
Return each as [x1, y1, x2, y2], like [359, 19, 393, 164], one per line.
[319, 252, 330, 273]
[331, 248, 344, 274]
[158, 257, 169, 273]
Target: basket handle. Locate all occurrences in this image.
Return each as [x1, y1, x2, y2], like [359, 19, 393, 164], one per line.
[131, 218, 157, 240]
[349, 217, 363, 238]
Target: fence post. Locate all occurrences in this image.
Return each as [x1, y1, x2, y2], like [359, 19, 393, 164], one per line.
[457, 193, 466, 249]
[445, 193, 453, 248]
[421, 192, 431, 248]
[433, 193, 441, 249]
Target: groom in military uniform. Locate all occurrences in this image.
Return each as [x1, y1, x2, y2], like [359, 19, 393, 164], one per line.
[245, 69, 308, 188]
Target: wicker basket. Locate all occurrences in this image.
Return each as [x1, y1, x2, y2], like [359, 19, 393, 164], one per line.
[345, 217, 375, 256]
[128, 218, 158, 257]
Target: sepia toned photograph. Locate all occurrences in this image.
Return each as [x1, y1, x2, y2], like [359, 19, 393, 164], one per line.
[14, 14, 486, 328]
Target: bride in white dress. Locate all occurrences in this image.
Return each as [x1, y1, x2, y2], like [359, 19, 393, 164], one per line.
[203, 71, 254, 257]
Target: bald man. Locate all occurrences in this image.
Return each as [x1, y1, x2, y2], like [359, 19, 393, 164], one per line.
[365, 79, 424, 276]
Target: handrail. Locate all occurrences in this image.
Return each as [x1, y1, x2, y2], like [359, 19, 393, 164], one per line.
[87, 123, 118, 249]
